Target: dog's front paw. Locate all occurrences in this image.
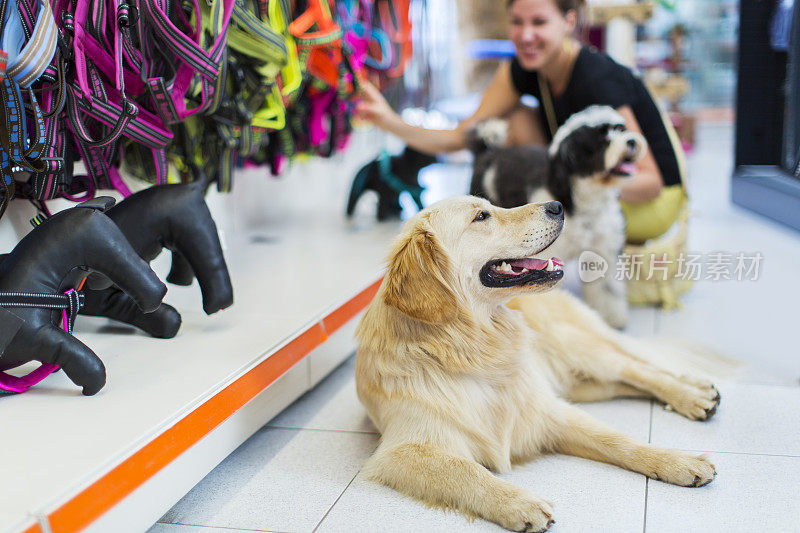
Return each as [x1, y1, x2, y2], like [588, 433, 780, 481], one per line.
[494, 492, 555, 532]
[648, 452, 716, 487]
[664, 380, 721, 421]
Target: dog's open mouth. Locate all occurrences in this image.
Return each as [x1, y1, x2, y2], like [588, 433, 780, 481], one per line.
[480, 256, 565, 287]
[610, 160, 636, 177]
[608, 141, 641, 178]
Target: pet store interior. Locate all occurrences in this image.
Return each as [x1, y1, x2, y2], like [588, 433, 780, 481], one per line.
[0, 0, 799, 532]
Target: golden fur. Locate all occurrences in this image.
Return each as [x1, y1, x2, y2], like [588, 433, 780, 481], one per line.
[355, 196, 724, 532]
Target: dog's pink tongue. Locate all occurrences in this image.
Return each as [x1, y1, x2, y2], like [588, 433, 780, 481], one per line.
[510, 258, 549, 270]
[616, 162, 636, 174]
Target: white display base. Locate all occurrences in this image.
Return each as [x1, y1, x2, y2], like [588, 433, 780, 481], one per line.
[0, 131, 401, 533]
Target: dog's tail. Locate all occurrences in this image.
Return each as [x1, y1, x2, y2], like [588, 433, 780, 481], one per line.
[612, 333, 743, 383]
[466, 119, 509, 159]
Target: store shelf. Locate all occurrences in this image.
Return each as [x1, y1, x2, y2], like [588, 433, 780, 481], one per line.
[0, 132, 401, 533]
[586, 2, 655, 25]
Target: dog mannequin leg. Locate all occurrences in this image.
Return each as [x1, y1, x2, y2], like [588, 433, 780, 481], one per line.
[166, 251, 195, 286]
[365, 443, 555, 532]
[81, 287, 182, 339]
[552, 404, 716, 486]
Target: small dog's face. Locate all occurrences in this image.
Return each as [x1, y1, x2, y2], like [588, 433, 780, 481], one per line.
[383, 196, 565, 323]
[549, 106, 647, 186]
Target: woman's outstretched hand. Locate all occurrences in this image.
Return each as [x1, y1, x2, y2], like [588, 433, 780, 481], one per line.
[355, 80, 461, 154]
[356, 80, 399, 130]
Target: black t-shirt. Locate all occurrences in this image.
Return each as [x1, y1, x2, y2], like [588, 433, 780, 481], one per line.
[510, 47, 683, 187]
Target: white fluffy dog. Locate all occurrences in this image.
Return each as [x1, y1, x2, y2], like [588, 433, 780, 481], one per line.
[470, 106, 646, 328]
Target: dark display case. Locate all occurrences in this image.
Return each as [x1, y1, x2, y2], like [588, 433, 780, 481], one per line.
[784, 0, 800, 177]
[732, 0, 800, 231]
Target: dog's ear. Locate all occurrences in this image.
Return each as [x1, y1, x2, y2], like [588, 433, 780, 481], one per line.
[383, 225, 460, 323]
[548, 146, 575, 215]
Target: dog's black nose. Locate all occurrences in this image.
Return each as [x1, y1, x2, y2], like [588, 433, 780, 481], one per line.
[544, 201, 563, 218]
[627, 139, 638, 149]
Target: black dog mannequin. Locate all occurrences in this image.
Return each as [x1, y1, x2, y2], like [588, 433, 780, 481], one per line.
[81, 182, 234, 338]
[346, 147, 437, 221]
[0, 198, 167, 395]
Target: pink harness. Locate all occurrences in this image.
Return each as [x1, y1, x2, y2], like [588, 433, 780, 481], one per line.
[0, 287, 83, 394]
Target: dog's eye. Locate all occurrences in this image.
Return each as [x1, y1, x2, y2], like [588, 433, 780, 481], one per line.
[472, 210, 490, 222]
[613, 124, 626, 132]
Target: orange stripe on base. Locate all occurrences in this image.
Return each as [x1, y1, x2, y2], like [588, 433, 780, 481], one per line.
[22, 524, 42, 533]
[322, 277, 382, 335]
[43, 277, 382, 533]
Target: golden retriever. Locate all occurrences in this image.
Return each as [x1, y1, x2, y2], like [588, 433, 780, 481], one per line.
[355, 196, 727, 532]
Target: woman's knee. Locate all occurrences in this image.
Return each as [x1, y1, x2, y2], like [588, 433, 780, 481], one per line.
[622, 187, 687, 243]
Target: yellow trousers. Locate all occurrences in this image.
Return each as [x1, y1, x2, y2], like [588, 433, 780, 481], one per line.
[621, 185, 688, 244]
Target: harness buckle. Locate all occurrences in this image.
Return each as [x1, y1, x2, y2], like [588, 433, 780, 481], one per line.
[57, 34, 74, 63]
[123, 99, 139, 118]
[61, 12, 74, 34]
[117, 3, 139, 27]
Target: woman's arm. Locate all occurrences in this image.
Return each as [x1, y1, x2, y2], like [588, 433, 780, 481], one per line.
[356, 62, 522, 154]
[616, 106, 664, 202]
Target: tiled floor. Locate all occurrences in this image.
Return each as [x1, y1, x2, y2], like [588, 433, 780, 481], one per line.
[150, 122, 800, 533]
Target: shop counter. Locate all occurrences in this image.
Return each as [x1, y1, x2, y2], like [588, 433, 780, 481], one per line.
[0, 135, 400, 533]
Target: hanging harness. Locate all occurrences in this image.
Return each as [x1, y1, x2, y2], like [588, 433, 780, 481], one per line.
[0, 0, 59, 215]
[0, 0, 416, 204]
